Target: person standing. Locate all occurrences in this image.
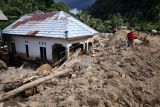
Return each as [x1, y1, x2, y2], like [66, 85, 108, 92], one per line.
[126, 30, 135, 47]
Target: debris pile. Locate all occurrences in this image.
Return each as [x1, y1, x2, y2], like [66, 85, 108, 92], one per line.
[36, 64, 52, 74]
[0, 30, 160, 107]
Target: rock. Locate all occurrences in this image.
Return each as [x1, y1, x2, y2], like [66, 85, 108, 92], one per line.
[104, 100, 113, 107]
[36, 64, 52, 74]
[72, 74, 77, 78]
[151, 30, 157, 33]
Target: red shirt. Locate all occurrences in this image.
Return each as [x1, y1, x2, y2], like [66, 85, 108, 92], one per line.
[128, 31, 135, 41]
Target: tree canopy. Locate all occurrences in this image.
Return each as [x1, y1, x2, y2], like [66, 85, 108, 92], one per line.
[86, 0, 160, 31]
[89, 0, 160, 23]
[0, 0, 69, 28]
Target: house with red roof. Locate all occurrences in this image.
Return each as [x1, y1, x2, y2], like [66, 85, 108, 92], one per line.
[2, 11, 98, 63]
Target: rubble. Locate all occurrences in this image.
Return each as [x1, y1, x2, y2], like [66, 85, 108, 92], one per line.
[0, 30, 160, 107]
[36, 64, 52, 74]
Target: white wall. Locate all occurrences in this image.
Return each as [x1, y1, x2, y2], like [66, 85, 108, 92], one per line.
[8, 36, 71, 61]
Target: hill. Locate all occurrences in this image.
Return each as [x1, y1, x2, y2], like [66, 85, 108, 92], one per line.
[87, 0, 160, 31]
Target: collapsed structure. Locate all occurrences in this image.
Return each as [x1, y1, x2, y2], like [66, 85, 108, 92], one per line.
[2, 11, 98, 63]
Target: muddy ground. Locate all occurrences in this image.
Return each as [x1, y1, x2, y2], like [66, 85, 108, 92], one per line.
[0, 30, 160, 107]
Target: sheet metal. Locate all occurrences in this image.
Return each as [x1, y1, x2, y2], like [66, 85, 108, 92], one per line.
[0, 10, 8, 20]
[2, 11, 98, 39]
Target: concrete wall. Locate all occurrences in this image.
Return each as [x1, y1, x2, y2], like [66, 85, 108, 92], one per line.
[7, 36, 91, 62]
[8, 36, 71, 62]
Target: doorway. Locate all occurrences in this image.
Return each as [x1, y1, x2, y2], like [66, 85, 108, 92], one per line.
[25, 45, 29, 57]
[11, 42, 16, 54]
[40, 47, 47, 62]
[52, 44, 65, 64]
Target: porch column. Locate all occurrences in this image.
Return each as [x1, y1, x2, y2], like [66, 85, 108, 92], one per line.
[83, 42, 86, 53]
[66, 45, 70, 60]
[85, 42, 89, 54]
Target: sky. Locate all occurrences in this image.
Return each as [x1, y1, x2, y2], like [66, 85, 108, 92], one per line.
[55, 0, 96, 10]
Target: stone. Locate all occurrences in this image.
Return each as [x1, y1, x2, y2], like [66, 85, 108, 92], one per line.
[72, 74, 77, 78]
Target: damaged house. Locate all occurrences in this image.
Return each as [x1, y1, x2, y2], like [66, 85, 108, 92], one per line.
[2, 11, 98, 63]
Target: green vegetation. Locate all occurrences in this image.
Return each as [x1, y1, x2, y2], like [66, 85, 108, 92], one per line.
[86, 0, 160, 32]
[76, 12, 124, 32]
[0, 0, 160, 32]
[0, 0, 69, 28]
[76, 12, 106, 32]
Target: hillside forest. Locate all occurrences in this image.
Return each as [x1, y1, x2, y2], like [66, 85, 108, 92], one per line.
[0, 0, 160, 32]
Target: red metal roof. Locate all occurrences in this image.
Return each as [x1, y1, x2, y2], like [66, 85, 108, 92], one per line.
[2, 11, 98, 39]
[11, 12, 57, 29]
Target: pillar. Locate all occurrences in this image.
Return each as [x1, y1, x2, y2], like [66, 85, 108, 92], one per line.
[66, 46, 70, 60]
[85, 42, 89, 54]
[83, 43, 86, 53]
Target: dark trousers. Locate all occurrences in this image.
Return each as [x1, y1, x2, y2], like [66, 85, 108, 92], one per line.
[127, 40, 133, 47]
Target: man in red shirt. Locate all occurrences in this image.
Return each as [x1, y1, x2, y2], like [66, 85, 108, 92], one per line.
[126, 30, 135, 47]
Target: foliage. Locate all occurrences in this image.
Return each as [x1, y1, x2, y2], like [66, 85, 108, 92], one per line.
[76, 12, 106, 32]
[76, 12, 124, 32]
[131, 22, 160, 31]
[0, 0, 69, 28]
[48, 2, 69, 13]
[88, 0, 160, 31]
[106, 13, 123, 31]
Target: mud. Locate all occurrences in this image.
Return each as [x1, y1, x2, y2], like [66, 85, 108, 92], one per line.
[0, 30, 160, 107]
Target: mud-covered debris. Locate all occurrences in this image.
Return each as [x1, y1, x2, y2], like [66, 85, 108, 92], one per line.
[36, 64, 52, 74]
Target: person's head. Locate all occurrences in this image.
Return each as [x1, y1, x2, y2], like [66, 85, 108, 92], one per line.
[131, 29, 135, 32]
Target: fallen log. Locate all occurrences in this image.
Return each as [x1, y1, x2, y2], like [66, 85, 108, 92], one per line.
[0, 69, 70, 102]
[0, 48, 81, 102]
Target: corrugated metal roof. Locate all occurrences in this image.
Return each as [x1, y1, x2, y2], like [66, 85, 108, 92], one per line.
[0, 10, 8, 20]
[2, 11, 98, 39]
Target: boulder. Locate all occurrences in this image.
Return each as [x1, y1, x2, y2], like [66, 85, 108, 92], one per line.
[151, 29, 157, 33]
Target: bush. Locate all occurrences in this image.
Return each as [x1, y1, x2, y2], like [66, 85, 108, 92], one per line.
[132, 22, 160, 32]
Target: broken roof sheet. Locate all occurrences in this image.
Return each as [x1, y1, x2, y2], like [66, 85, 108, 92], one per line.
[2, 11, 98, 39]
[0, 10, 8, 20]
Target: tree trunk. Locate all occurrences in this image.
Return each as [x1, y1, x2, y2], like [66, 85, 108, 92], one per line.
[0, 69, 70, 102]
[0, 48, 81, 102]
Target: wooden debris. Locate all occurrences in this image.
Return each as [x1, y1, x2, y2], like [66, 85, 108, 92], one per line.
[0, 48, 82, 102]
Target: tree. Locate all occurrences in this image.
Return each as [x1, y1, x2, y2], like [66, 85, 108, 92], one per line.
[76, 12, 106, 32]
[106, 13, 123, 31]
[0, 0, 69, 28]
[48, 2, 69, 13]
